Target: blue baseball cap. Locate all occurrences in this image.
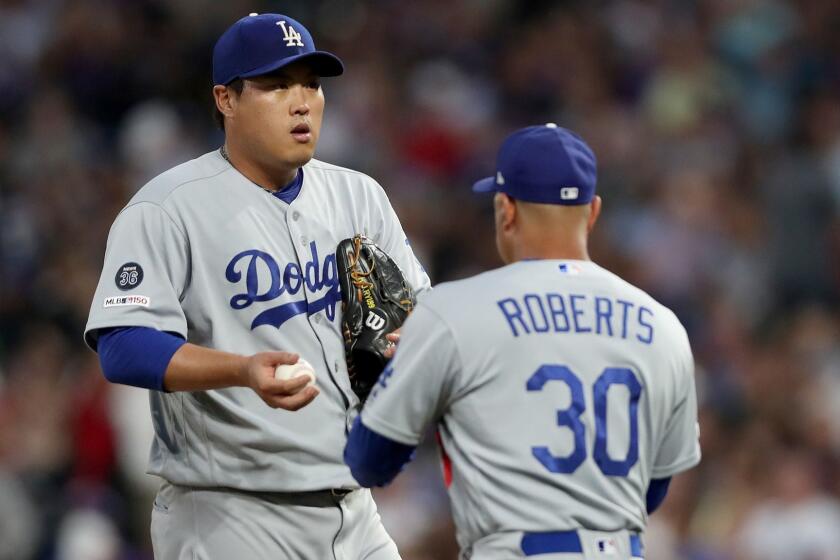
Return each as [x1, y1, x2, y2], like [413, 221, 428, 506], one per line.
[472, 124, 597, 205]
[213, 13, 344, 86]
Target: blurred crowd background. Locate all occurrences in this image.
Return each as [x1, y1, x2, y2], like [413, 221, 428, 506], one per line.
[2, 0, 840, 558]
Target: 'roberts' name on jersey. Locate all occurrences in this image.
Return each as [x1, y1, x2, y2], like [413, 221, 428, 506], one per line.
[496, 292, 654, 344]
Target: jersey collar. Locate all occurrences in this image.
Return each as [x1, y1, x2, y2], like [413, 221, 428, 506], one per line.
[273, 168, 303, 204]
[219, 146, 304, 204]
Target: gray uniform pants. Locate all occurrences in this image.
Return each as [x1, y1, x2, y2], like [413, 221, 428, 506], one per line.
[151, 482, 400, 560]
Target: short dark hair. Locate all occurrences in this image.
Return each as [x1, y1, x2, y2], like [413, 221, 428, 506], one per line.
[213, 79, 244, 131]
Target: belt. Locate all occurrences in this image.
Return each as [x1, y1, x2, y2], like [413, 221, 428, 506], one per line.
[521, 531, 643, 557]
[240, 487, 356, 507]
[329, 488, 354, 499]
[291, 487, 354, 503]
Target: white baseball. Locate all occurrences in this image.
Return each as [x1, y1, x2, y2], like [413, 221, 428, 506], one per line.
[274, 358, 316, 388]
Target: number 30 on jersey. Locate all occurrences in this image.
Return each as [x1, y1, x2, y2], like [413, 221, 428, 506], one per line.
[527, 365, 642, 476]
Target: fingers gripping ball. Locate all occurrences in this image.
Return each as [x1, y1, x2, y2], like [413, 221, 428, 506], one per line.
[274, 358, 317, 388]
[337, 235, 416, 402]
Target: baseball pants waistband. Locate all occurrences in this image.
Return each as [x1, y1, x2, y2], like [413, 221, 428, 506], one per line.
[173, 484, 356, 507]
[521, 530, 643, 557]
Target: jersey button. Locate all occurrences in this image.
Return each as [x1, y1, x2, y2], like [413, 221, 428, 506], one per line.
[313, 315, 322, 323]
[300, 235, 307, 245]
[292, 211, 300, 221]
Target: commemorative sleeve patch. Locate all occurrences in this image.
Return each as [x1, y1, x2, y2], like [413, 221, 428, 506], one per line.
[115, 262, 144, 290]
[103, 295, 151, 308]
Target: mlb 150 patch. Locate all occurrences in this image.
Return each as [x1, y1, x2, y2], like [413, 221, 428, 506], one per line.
[115, 262, 144, 290]
[103, 295, 150, 308]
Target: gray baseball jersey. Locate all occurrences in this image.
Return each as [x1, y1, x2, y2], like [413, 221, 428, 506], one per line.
[85, 149, 430, 492]
[361, 260, 700, 552]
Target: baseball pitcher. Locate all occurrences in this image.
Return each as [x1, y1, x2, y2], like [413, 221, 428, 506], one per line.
[85, 13, 430, 560]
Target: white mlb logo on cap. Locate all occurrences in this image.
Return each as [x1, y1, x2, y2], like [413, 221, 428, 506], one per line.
[560, 187, 579, 200]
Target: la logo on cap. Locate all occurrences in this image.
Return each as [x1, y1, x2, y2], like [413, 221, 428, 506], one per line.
[277, 20, 304, 46]
[496, 171, 505, 185]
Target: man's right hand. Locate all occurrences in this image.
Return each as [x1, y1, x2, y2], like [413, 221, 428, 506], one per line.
[241, 352, 320, 411]
[163, 344, 319, 411]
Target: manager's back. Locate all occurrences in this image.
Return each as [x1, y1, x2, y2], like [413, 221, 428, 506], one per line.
[345, 124, 701, 559]
[365, 259, 699, 556]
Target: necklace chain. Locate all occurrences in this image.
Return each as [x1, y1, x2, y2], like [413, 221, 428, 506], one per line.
[219, 144, 232, 164]
[219, 145, 275, 194]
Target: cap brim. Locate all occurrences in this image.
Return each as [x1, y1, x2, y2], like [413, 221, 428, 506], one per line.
[472, 176, 499, 193]
[239, 51, 345, 80]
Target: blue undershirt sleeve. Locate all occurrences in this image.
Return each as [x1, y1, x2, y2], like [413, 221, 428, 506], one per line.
[646, 477, 672, 514]
[97, 327, 186, 391]
[344, 416, 416, 487]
